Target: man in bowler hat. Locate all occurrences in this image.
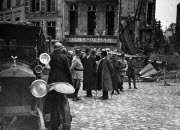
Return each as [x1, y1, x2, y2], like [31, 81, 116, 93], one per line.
[82, 48, 97, 97]
[96, 51, 113, 100]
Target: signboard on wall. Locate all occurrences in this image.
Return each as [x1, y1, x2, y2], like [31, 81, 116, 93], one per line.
[65, 37, 117, 44]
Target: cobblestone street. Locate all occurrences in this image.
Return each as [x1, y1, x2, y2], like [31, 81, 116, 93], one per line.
[68, 82, 180, 130]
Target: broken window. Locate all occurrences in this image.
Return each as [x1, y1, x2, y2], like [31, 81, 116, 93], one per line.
[87, 5, 96, 35]
[147, 3, 153, 25]
[47, 21, 56, 39]
[106, 5, 115, 35]
[46, 0, 56, 12]
[69, 5, 78, 35]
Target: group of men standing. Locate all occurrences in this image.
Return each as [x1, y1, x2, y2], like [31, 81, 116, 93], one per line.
[48, 41, 137, 102]
[69, 47, 138, 100]
[46, 41, 138, 129]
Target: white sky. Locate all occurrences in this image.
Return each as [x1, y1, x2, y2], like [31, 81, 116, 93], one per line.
[155, 0, 180, 30]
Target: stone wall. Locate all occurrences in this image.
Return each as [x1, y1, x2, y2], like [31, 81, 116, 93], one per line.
[63, 2, 118, 36]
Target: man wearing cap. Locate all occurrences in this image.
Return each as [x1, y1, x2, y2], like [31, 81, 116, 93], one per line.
[70, 49, 84, 101]
[96, 50, 113, 100]
[67, 50, 74, 66]
[48, 42, 72, 84]
[46, 42, 73, 130]
[82, 48, 97, 97]
[127, 57, 137, 89]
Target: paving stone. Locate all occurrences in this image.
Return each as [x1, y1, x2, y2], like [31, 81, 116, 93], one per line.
[69, 82, 180, 130]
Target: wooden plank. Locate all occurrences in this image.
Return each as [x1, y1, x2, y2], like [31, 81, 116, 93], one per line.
[149, 53, 180, 65]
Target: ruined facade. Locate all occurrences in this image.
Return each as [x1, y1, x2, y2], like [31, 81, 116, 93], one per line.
[119, 0, 156, 54]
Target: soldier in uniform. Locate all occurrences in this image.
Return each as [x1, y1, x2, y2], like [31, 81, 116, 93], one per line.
[127, 57, 137, 89]
[118, 53, 128, 91]
[70, 49, 84, 101]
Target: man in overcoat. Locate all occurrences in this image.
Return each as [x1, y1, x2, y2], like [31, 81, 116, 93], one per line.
[48, 42, 72, 84]
[96, 51, 113, 100]
[82, 48, 97, 97]
[46, 42, 73, 130]
[111, 53, 120, 94]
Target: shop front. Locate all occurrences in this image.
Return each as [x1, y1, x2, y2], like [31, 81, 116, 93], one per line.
[64, 35, 118, 48]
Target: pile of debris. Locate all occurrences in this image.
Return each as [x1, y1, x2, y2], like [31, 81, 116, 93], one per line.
[138, 53, 180, 83]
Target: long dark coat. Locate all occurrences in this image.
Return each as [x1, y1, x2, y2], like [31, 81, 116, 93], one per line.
[47, 49, 73, 85]
[96, 57, 113, 91]
[46, 49, 73, 129]
[82, 55, 96, 90]
[111, 60, 121, 90]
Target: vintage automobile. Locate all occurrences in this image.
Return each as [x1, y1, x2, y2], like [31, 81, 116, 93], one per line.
[0, 22, 73, 130]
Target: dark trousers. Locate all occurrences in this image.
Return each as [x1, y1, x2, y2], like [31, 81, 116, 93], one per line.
[73, 79, 81, 98]
[87, 90, 92, 96]
[118, 82, 124, 91]
[128, 74, 136, 88]
[119, 75, 124, 90]
[102, 91, 108, 98]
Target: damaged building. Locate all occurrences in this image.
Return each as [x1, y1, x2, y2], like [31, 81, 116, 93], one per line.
[63, 0, 119, 48]
[120, 0, 156, 54]
[0, 0, 156, 54]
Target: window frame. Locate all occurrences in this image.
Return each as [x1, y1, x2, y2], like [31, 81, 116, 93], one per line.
[105, 5, 115, 35]
[87, 5, 96, 35]
[69, 5, 78, 35]
[47, 21, 56, 39]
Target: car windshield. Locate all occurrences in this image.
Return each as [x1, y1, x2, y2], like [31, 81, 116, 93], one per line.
[0, 23, 44, 65]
